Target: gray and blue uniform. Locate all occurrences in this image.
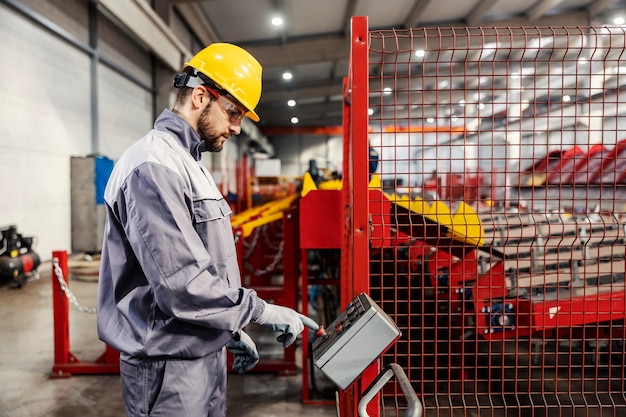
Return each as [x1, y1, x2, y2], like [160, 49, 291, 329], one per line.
[97, 109, 263, 417]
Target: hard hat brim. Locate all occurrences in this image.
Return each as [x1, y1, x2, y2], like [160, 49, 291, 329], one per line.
[247, 110, 260, 123]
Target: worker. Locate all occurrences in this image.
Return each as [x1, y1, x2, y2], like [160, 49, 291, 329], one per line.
[96, 43, 318, 417]
[369, 144, 379, 180]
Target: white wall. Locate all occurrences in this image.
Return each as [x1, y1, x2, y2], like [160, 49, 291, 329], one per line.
[0, 3, 92, 260]
[271, 134, 341, 178]
[98, 64, 153, 158]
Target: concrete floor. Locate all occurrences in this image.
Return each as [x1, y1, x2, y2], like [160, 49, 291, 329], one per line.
[0, 262, 337, 417]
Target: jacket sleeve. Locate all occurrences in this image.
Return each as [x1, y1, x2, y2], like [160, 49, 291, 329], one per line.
[113, 161, 264, 332]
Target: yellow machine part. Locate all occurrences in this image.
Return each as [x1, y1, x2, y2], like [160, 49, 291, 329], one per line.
[231, 194, 298, 230]
[237, 171, 484, 246]
[386, 193, 484, 247]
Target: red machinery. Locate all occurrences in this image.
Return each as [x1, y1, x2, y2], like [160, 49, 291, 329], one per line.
[342, 16, 626, 417]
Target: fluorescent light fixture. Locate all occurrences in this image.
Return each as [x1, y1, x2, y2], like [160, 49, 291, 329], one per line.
[282, 72, 293, 80]
[290, 116, 299, 124]
[287, 99, 296, 107]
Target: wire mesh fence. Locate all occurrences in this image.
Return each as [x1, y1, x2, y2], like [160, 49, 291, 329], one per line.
[359, 24, 626, 417]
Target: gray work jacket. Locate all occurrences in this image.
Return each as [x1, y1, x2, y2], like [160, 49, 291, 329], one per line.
[97, 109, 264, 359]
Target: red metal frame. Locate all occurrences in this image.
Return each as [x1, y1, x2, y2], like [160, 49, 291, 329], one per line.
[50, 250, 119, 378]
[340, 15, 380, 417]
[349, 21, 626, 417]
[299, 190, 342, 404]
[233, 207, 300, 374]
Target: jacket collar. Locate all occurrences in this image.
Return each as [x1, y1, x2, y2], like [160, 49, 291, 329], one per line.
[154, 109, 207, 161]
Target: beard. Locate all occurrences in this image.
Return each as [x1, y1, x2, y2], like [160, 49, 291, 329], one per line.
[197, 103, 226, 152]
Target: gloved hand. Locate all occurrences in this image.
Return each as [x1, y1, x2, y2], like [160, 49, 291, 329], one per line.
[254, 302, 320, 347]
[226, 331, 259, 374]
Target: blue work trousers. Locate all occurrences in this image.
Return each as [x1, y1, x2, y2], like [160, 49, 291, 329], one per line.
[119, 348, 227, 417]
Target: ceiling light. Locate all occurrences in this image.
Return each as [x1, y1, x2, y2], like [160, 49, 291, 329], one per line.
[368, 108, 374, 115]
[290, 116, 299, 124]
[282, 72, 293, 80]
[459, 99, 465, 106]
[287, 99, 296, 107]
[426, 117, 434, 123]
[562, 95, 571, 102]
[414, 49, 425, 58]
[271, 16, 284, 26]
[478, 103, 485, 110]
[383, 87, 392, 95]
[614, 17, 625, 25]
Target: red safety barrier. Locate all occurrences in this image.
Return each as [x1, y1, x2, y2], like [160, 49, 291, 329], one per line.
[50, 250, 119, 378]
[344, 16, 626, 417]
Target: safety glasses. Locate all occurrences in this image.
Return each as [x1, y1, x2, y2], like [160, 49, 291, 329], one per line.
[203, 86, 246, 123]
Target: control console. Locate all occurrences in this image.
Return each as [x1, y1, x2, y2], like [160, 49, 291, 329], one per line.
[312, 292, 401, 390]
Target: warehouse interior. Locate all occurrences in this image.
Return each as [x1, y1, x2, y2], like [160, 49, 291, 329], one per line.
[4, 0, 626, 416]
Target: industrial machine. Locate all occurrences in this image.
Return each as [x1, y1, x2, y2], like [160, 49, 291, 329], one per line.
[0, 225, 40, 288]
[312, 292, 422, 417]
[313, 292, 401, 390]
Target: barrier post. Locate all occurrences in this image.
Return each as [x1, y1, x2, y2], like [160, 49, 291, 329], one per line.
[50, 250, 120, 377]
[51, 250, 71, 377]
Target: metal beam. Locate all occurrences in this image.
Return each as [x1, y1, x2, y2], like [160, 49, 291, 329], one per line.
[466, 0, 502, 26]
[588, 0, 620, 17]
[174, 2, 219, 45]
[260, 79, 344, 104]
[244, 37, 349, 68]
[527, 0, 565, 21]
[98, 0, 191, 70]
[404, 0, 434, 29]
[259, 100, 342, 120]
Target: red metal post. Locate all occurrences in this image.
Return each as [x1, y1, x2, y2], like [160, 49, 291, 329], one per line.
[50, 250, 120, 377]
[346, 15, 379, 417]
[51, 250, 71, 376]
[236, 154, 249, 214]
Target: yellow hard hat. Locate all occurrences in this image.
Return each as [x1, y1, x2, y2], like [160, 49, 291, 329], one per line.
[186, 43, 262, 122]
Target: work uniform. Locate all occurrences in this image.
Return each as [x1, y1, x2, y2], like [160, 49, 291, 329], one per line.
[97, 109, 264, 417]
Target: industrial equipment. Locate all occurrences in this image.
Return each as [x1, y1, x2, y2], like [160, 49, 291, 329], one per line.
[0, 225, 40, 288]
[312, 292, 421, 417]
[312, 292, 401, 390]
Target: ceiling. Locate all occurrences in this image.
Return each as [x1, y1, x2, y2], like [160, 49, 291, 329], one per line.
[168, 0, 626, 134]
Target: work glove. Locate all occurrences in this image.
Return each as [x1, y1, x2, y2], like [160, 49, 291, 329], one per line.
[254, 302, 320, 347]
[226, 331, 259, 374]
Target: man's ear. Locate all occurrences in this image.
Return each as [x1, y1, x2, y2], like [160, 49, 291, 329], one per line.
[191, 86, 208, 110]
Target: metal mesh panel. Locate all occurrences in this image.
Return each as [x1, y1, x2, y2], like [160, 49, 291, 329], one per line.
[364, 26, 626, 417]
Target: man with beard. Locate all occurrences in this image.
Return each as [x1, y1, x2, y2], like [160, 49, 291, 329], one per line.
[97, 43, 318, 417]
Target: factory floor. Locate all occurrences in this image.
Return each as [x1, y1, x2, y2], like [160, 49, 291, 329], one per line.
[0, 261, 337, 417]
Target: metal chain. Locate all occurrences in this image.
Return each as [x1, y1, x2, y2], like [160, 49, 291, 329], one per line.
[52, 257, 97, 314]
[245, 240, 284, 276]
[262, 224, 283, 251]
[243, 227, 261, 259]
